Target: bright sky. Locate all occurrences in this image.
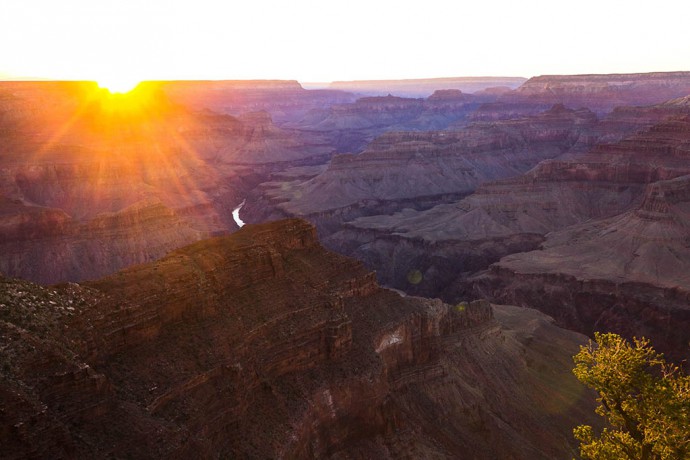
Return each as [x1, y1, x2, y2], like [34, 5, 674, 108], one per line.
[1, 0, 689, 85]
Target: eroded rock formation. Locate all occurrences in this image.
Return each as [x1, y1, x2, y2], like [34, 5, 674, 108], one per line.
[314, 108, 690, 362]
[511, 72, 690, 114]
[0, 219, 597, 459]
[265, 104, 599, 220]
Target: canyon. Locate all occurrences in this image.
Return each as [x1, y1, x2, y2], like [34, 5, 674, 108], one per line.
[2, 72, 690, 457]
[0, 81, 335, 283]
[296, 92, 690, 362]
[0, 219, 596, 458]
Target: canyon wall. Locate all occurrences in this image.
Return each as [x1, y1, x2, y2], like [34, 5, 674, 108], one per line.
[511, 72, 690, 114]
[307, 106, 690, 363]
[265, 104, 599, 219]
[0, 219, 597, 459]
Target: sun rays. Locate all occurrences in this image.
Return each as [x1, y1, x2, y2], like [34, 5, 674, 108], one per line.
[98, 77, 142, 95]
[8, 81, 222, 231]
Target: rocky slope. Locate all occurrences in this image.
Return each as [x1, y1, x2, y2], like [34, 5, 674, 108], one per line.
[290, 90, 492, 153]
[260, 104, 598, 220]
[471, 172, 690, 363]
[0, 219, 597, 459]
[326, 112, 690, 362]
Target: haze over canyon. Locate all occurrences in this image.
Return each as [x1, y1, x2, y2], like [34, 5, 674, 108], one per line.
[1, 71, 690, 458]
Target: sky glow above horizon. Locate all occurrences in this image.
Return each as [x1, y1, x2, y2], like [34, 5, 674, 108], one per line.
[1, 0, 689, 84]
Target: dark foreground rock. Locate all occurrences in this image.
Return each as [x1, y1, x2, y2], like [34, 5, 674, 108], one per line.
[0, 219, 596, 459]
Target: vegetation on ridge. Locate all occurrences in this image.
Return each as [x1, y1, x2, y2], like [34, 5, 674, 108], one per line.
[572, 332, 689, 460]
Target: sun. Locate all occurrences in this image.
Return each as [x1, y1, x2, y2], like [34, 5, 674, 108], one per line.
[97, 76, 142, 94]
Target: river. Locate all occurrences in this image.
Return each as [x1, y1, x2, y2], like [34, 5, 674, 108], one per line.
[232, 199, 246, 228]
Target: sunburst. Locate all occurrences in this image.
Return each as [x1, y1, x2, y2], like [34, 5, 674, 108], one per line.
[97, 76, 141, 94]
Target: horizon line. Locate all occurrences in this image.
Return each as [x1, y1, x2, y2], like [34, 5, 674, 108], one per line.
[2, 69, 690, 85]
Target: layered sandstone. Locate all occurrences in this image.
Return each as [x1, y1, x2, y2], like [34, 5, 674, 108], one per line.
[290, 90, 496, 153]
[267, 104, 598, 217]
[511, 71, 690, 114]
[0, 198, 205, 284]
[0, 219, 597, 459]
[471, 174, 690, 363]
[317, 111, 690, 363]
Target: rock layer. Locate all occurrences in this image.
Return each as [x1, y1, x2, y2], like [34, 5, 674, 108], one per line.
[0, 219, 597, 459]
[317, 109, 690, 363]
[512, 72, 690, 114]
[269, 105, 598, 217]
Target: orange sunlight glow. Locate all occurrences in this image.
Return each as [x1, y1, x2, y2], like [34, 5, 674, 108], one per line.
[98, 77, 142, 94]
[19, 80, 221, 231]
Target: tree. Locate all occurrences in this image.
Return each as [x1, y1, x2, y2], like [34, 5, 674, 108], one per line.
[572, 332, 690, 460]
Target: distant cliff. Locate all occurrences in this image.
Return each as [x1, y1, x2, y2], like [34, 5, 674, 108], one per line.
[512, 72, 690, 114]
[268, 104, 599, 216]
[327, 76, 527, 97]
[160, 79, 356, 122]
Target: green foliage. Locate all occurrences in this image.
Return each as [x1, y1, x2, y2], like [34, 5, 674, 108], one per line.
[572, 332, 690, 460]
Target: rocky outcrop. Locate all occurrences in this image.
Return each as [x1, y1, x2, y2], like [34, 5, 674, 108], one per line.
[469, 174, 690, 363]
[316, 111, 690, 365]
[266, 105, 598, 221]
[289, 90, 496, 153]
[510, 71, 690, 114]
[0, 219, 598, 459]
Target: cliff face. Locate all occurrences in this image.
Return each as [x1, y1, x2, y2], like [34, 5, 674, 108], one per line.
[471, 173, 690, 363]
[512, 72, 690, 114]
[0, 198, 205, 284]
[468, 72, 690, 122]
[0, 219, 597, 459]
[458, 115, 690, 361]
[267, 105, 599, 217]
[289, 90, 495, 153]
[315, 110, 690, 364]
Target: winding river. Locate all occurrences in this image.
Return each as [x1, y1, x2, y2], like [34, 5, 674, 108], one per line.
[232, 199, 246, 228]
